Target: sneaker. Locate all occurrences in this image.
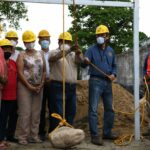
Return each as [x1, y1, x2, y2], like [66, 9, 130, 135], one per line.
[103, 133, 118, 140]
[91, 136, 103, 146]
[18, 140, 28, 145]
[7, 137, 18, 143]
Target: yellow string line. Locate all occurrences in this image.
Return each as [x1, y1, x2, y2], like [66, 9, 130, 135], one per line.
[144, 76, 150, 100]
[114, 104, 145, 146]
[49, 1, 78, 136]
[114, 77, 150, 146]
[113, 99, 145, 115]
[48, 113, 73, 139]
[62, 0, 66, 120]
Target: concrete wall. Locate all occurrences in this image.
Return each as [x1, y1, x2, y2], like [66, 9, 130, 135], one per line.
[116, 47, 148, 87]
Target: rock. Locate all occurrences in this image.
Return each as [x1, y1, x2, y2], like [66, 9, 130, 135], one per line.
[49, 126, 85, 148]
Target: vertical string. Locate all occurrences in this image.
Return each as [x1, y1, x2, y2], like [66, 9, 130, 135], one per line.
[62, 0, 66, 119]
[73, 0, 78, 45]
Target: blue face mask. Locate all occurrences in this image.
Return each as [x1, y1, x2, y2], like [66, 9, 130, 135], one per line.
[41, 40, 50, 49]
[97, 37, 105, 45]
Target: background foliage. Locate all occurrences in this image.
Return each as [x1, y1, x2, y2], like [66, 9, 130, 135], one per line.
[68, 0, 148, 54]
[0, 1, 28, 30]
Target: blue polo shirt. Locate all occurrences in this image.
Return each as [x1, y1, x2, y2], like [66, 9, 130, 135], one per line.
[84, 44, 117, 78]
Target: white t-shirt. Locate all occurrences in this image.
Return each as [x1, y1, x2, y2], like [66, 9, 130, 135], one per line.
[10, 50, 20, 62]
[41, 50, 50, 79]
[49, 48, 77, 83]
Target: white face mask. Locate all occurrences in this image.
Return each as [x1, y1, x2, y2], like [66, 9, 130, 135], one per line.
[25, 42, 35, 50]
[41, 40, 50, 49]
[60, 44, 71, 51]
[97, 37, 105, 45]
[10, 40, 17, 47]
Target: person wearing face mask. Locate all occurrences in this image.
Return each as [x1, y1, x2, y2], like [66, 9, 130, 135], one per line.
[5, 30, 19, 62]
[142, 44, 150, 136]
[38, 30, 51, 141]
[17, 30, 46, 145]
[0, 39, 18, 148]
[82, 25, 117, 146]
[48, 32, 83, 132]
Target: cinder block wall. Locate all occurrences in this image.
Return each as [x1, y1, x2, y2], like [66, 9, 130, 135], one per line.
[116, 47, 148, 87]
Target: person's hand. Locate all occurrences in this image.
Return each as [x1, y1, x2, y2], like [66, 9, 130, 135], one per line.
[0, 76, 7, 85]
[144, 74, 150, 80]
[36, 86, 41, 93]
[108, 74, 116, 81]
[71, 44, 82, 55]
[36, 82, 44, 93]
[84, 57, 91, 65]
[28, 84, 39, 92]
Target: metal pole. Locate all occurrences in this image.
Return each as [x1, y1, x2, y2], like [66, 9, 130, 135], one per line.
[133, 0, 140, 140]
[3, 0, 133, 8]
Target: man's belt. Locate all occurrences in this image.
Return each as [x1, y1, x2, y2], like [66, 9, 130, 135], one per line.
[90, 75, 110, 81]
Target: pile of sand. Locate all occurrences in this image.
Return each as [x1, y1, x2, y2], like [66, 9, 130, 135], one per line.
[75, 80, 149, 134]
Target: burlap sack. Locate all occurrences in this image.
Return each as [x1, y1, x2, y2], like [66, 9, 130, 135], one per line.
[49, 126, 85, 148]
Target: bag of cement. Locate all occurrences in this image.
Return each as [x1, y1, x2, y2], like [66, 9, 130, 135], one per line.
[49, 126, 85, 148]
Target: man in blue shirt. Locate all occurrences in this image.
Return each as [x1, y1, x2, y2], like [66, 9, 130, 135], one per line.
[83, 25, 117, 145]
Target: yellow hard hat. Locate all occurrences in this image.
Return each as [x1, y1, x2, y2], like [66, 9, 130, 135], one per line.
[5, 30, 18, 39]
[58, 32, 72, 41]
[96, 25, 109, 34]
[38, 30, 51, 38]
[0, 39, 13, 47]
[22, 30, 36, 42]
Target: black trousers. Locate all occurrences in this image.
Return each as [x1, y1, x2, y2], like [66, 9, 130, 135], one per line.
[39, 83, 51, 136]
[0, 100, 18, 141]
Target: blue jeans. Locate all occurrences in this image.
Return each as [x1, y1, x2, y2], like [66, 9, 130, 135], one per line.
[88, 78, 114, 137]
[49, 80, 76, 132]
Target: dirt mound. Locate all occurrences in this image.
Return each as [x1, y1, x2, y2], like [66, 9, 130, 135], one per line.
[75, 80, 149, 134]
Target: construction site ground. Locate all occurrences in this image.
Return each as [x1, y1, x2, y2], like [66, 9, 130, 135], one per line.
[8, 137, 150, 150]
[7, 80, 150, 150]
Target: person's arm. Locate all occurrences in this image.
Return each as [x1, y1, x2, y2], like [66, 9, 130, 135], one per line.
[112, 52, 117, 75]
[143, 55, 148, 76]
[80, 48, 92, 68]
[49, 49, 71, 62]
[108, 51, 117, 81]
[17, 53, 37, 92]
[71, 45, 84, 64]
[75, 53, 85, 64]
